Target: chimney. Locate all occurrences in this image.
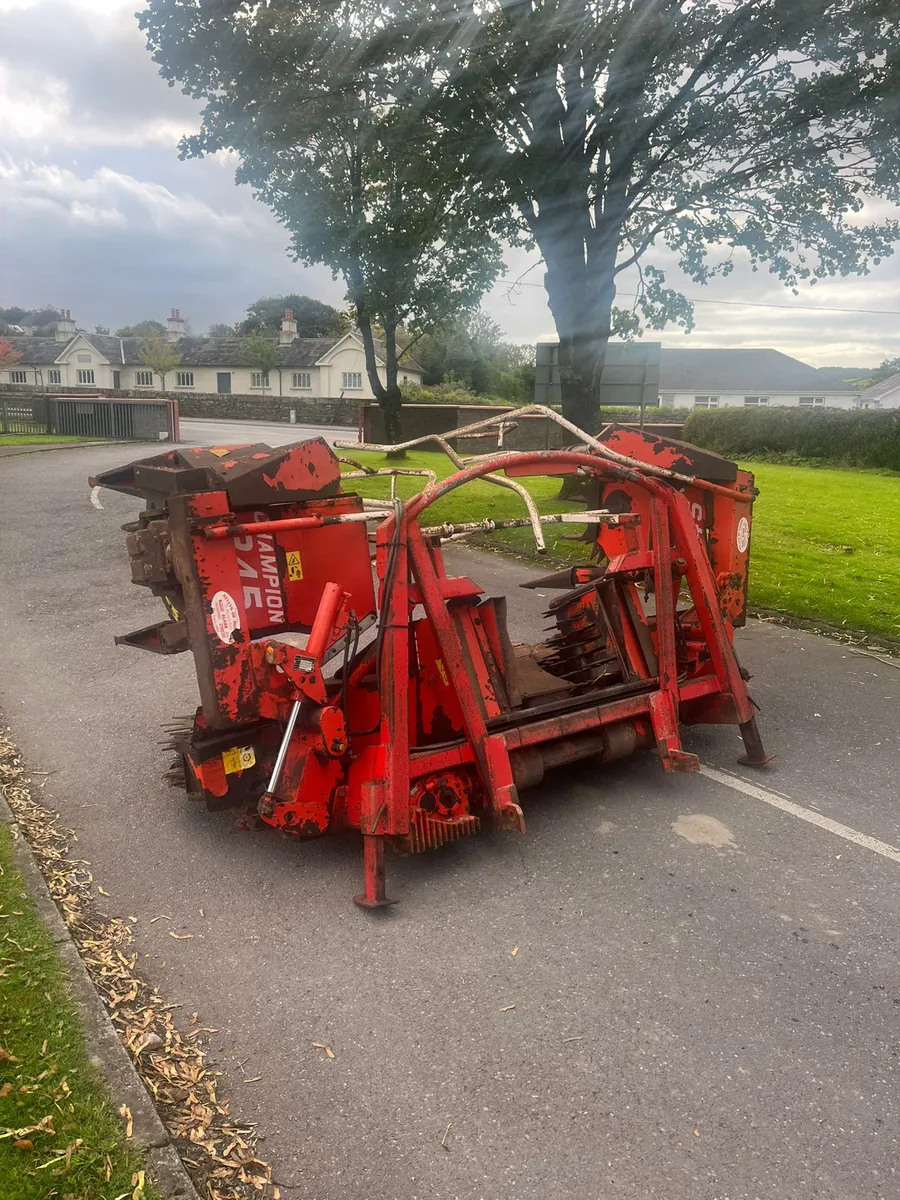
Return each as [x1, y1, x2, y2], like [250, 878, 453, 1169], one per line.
[55, 308, 76, 342]
[280, 308, 298, 345]
[167, 307, 185, 342]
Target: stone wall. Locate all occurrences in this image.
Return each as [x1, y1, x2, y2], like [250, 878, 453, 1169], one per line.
[175, 392, 360, 426]
[0, 384, 360, 428]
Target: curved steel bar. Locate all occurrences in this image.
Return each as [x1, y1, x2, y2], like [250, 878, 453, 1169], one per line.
[405, 449, 661, 521]
[336, 403, 749, 502]
[341, 466, 438, 489]
[340, 430, 546, 551]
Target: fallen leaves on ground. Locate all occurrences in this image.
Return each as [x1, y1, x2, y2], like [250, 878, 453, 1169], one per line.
[0, 731, 278, 1199]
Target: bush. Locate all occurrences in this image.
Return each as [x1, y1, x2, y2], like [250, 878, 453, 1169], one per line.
[683, 406, 900, 472]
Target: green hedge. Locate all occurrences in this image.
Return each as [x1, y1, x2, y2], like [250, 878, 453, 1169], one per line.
[683, 406, 900, 471]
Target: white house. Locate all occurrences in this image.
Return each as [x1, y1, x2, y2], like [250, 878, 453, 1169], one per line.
[658, 348, 859, 410]
[3, 309, 423, 399]
[858, 372, 900, 409]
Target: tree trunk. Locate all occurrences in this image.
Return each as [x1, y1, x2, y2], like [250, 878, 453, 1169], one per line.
[351, 286, 404, 448]
[533, 185, 624, 435]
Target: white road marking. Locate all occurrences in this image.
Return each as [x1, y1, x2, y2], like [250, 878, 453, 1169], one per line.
[90, 486, 104, 510]
[700, 763, 900, 867]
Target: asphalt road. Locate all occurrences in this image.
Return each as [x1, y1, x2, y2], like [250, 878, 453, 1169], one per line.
[1, 438, 899, 1200]
[180, 416, 354, 447]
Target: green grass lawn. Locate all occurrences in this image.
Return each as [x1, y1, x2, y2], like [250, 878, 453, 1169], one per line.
[343, 450, 900, 643]
[0, 825, 157, 1200]
[0, 434, 95, 446]
[744, 461, 900, 642]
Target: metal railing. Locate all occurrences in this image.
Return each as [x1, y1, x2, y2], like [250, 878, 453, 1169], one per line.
[0, 396, 51, 435]
[48, 396, 177, 441]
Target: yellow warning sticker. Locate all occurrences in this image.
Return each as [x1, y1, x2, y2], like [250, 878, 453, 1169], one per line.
[286, 550, 304, 581]
[435, 658, 449, 687]
[163, 595, 181, 621]
[208, 447, 231, 458]
[222, 745, 256, 775]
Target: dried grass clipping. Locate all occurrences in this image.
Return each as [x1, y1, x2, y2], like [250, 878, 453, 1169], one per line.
[0, 730, 280, 1200]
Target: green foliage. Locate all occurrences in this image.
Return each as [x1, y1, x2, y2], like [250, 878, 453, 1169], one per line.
[0, 306, 60, 334]
[848, 355, 900, 388]
[208, 323, 236, 338]
[115, 319, 166, 337]
[398, 380, 511, 407]
[356, 0, 900, 425]
[407, 312, 536, 401]
[238, 296, 343, 339]
[683, 406, 900, 472]
[241, 331, 279, 391]
[139, 0, 512, 442]
[138, 334, 181, 388]
[0, 826, 157, 1200]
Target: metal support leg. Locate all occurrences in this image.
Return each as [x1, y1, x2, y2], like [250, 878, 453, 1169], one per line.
[353, 835, 397, 909]
[737, 716, 774, 766]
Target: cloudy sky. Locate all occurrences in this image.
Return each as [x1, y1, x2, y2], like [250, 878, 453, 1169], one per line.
[1, 0, 898, 367]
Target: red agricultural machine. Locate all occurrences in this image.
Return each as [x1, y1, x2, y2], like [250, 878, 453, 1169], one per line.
[92, 406, 769, 907]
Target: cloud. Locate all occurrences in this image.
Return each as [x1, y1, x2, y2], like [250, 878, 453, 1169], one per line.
[0, 156, 345, 328]
[1, 0, 898, 365]
[0, 0, 200, 148]
[483, 241, 900, 367]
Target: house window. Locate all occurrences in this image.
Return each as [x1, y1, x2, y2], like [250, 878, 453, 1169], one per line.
[135, 370, 154, 387]
[799, 396, 825, 407]
[744, 396, 769, 406]
[76, 369, 95, 385]
[660, 392, 674, 405]
[694, 396, 719, 408]
[9, 370, 27, 384]
[47, 369, 61, 385]
[77, 353, 91, 363]
[292, 372, 311, 389]
[251, 372, 270, 388]
[342, 372, 363, 390]
[175, 371, 194, 388]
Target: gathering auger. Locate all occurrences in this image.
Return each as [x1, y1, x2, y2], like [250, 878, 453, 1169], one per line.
[92, 406, 770, 907]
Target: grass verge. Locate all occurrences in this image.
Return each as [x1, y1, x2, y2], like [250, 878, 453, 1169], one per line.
[0, 732, 280, 1199]
[743, 461, 900, 643]
[343, 450, 900, 644]
[0, 822, 157, 1200]
[0, 434, 96, 446]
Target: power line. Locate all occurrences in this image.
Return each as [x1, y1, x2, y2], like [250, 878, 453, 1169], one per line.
[498, 278, 900, 317]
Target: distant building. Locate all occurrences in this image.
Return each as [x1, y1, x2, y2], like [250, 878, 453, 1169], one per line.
[2, 309, 423, 399]
[534, 340, 861, 410]
[657, 348, 858, 410]
[858, 372, 900, 409]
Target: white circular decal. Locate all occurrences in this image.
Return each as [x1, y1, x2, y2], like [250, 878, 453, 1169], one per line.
[210, 590, 240, 644]
[736, 516, 750, 555]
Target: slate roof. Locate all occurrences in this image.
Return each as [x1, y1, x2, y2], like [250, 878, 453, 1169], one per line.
[5, 336, 66, 365]
[8, 332, 422, 372]
[862, 371, 900, 399]
[659, 348, 855, 394]
[168, 337, 343, 368]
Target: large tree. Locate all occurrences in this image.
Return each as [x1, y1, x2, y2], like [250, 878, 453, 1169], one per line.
[381, 0, 900, 428]
[238, 295, 344, 339]
[242, 331, 280, 397]
[139, 335, 181, 391]
[116, 319, 166, 337]
[139, 0, 510, 442]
